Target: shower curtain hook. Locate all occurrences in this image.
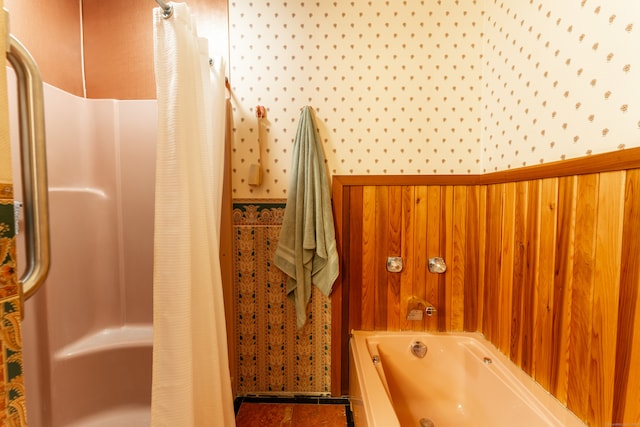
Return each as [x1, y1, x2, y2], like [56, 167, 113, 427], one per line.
[156, 0, 173, 18]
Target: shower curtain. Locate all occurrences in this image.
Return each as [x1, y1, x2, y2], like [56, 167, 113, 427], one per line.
[151, 4, 235, 426]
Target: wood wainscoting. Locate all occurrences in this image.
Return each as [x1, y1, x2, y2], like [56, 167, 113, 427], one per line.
[331, 148, 640, 427]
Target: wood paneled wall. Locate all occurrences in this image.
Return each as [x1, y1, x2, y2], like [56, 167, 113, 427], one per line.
[331, 149, 640, 427]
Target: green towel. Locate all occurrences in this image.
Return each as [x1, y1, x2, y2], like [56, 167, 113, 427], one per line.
[273, 106, 339, 329]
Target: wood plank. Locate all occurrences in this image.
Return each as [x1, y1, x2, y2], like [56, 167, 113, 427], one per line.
[477, 186, 488, 331]
[361, 186, 377, 329]
[413, 187, 429, 331]
[441, 186, 453, 331]
[464, 186, 480, 331]
[521, 179, 540, 376]
[483, 184, 502, 342]
[426, 186, 441, 331]
[374, 186, 389, 330]
[400, 186, 416, 331]
[622, 290, 640, 424]
[566, 173, 598, 420]
[498, 183, 516, 354]
[589, 171, 625, 427]
[386, 187, 403, 330]
[533, 177, 558, 390]
[550, 176, 577, 404]
[348, 186, 363, 332]
[614, 169, 640, 424]
[510, 180, 529, 363]
[451, 186, 467, 331]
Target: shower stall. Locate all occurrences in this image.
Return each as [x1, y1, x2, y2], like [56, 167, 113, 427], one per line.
[12, 76, 157, 426]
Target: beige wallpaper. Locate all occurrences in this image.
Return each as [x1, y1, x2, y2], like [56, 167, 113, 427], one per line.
[228, 0, 640, 198]
[228, 0, 484, 197]
[482, 0, 640, 172]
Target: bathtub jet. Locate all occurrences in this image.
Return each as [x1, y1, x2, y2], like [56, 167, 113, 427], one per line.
[411, 341, 427, 359]
[420, 419, 435, 427]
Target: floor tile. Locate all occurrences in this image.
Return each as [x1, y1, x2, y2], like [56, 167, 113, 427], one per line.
[291, 404, 346, 427]
[235, 402, 347, 427]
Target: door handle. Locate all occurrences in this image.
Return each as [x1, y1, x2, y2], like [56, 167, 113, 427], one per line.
[6, 32, 51, 305]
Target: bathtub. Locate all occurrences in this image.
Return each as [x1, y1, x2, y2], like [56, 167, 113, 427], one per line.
[349, 331, 586, 427]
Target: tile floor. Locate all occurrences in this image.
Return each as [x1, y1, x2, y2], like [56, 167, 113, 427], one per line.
[235, 397, 353, 427]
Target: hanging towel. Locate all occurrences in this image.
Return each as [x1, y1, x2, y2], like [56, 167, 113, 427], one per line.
[274, 106, 339, 329]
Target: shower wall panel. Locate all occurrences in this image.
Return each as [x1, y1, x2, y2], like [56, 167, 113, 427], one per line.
[19, 83, 157, 426]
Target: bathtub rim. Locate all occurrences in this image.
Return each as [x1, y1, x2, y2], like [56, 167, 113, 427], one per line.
[349, 330, 401, 427]
[349, 330, 587, 427]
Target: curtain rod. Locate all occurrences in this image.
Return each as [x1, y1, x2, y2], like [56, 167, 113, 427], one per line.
[155, 0, 173, 18]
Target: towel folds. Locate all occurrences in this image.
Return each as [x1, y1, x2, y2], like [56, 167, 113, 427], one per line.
[273, 106, 339, 329]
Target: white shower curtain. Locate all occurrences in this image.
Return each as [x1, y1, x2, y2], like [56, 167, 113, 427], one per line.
[151, 4, 235, 426]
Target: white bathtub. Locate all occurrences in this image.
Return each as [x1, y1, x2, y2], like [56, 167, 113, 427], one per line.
[349, 331, 586, 427]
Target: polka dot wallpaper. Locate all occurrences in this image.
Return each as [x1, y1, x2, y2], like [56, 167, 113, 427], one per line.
[228, 0, 640, 198]
[482, 0, 640, 171]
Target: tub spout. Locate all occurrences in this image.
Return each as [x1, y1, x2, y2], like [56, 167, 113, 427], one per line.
[406, 297, 437, 320]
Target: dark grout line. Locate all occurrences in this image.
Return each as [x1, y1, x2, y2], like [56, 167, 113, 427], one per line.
[345, 401, 355, 427]
[234, 396, 244, 416]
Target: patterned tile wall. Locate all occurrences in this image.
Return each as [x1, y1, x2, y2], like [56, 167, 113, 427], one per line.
[228, 0, 640, 198]
[233, 202, 331, 394]
[0, 185, 26, 426]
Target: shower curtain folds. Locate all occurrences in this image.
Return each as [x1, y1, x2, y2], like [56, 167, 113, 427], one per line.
[152, 4, 234, 426]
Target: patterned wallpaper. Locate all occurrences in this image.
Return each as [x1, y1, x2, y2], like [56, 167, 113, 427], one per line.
[228, 0, 484, 198]
[232, 202, 331, 394]
[0, 186, 26, 425]
[482, 0, 640, 172]
[228, 0, 640, 198]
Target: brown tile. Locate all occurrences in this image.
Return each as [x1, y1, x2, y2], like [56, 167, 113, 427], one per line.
[236, 402, 347, 427]
[291, 404, 347, 427]
[236, 403, 294, 427]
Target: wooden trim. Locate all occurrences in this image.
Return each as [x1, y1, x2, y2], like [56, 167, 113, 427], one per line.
[332, 146, 640, 188]
[330, 178, 345, 396]
[612, 169, 640, 422]
[481, 148, 640, 184]
[332, 174, 481, 186]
